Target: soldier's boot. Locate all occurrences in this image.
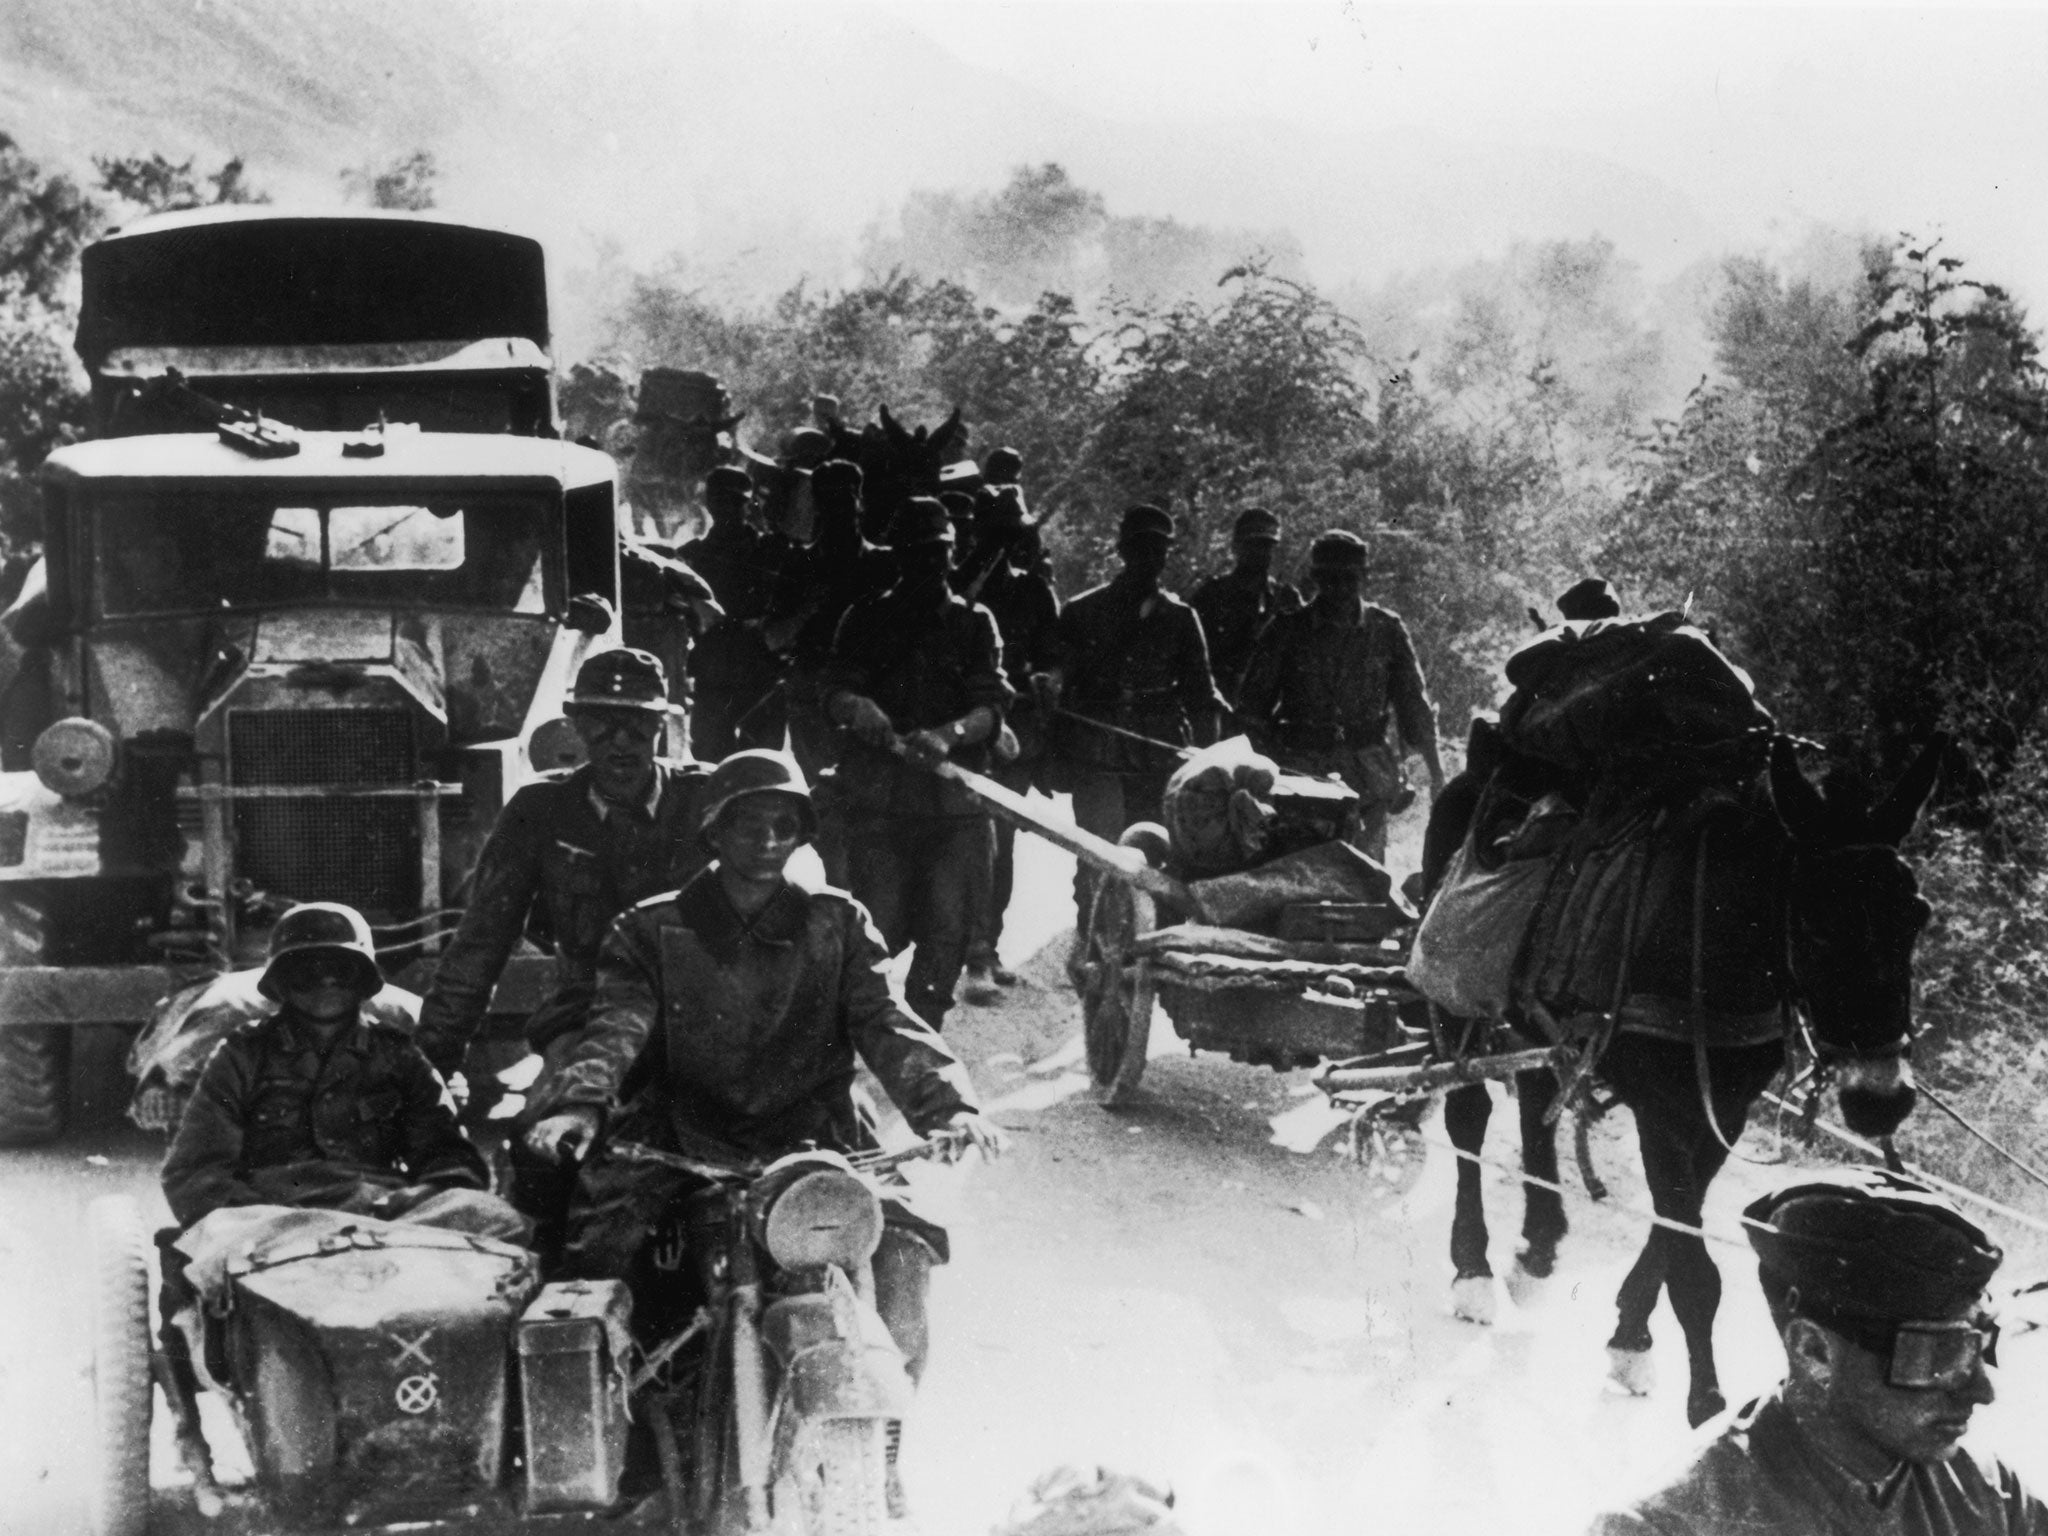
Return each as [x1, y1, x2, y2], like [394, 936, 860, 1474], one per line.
[961, 947, 1003, 1006]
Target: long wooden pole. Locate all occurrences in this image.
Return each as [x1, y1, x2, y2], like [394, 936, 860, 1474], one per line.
[925, 758, 1197, 912]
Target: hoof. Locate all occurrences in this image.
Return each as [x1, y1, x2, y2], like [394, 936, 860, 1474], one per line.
[1451, 1274, 1497, 1325]
[1504, 1258, 1549, 1310]
[1607, 1346, 1656, 1397]
[1687, 1386, 1728, 1428]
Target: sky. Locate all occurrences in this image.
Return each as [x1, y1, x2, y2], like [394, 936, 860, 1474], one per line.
[877, 1, 2048, 303]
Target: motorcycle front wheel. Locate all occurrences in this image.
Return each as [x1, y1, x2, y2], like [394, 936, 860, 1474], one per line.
[773, 1418, 889, 1536]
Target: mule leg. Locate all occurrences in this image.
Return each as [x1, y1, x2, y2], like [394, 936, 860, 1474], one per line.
[1611, 1103, 1728, 1425]
[1513, 1068, 1568, 1277]
[1443, 1080, 1497, 1324]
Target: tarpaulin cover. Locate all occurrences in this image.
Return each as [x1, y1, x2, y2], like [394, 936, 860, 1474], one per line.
[1500, 612, 1772, 774]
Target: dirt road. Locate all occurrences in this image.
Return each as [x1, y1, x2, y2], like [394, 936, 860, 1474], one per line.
[4, 811, 2046, 1536]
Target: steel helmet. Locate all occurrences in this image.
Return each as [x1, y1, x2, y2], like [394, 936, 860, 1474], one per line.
[258, 902, 384, 1002]
[698, 749, 818, 847]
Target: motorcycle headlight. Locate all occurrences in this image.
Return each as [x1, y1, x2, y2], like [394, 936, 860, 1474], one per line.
[33, 718, 116, 798]
[752, 1152, 884, 1272]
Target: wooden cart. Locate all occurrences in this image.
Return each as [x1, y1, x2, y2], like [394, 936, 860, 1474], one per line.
[930, 759, 1556, 1189]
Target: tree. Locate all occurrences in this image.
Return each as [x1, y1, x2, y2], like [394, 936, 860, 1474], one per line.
[1607, 238, 2048, 785]
[94, 152, 268, 215]
[0, 134, 102, 307]
[341, 150, 438, 211]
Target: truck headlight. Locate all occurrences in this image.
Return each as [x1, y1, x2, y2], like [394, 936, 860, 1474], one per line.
[32, 718, 116, 798]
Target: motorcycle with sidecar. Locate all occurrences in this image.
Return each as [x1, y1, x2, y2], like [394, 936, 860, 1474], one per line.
[85, 1141, 926, 1535]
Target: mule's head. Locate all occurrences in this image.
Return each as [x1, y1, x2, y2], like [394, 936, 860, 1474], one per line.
[824, 406, 967, 543]
[1769, 736, 1942, 1138]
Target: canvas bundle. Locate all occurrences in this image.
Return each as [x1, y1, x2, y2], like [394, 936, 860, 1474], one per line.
[1498, 612, 1773, 778]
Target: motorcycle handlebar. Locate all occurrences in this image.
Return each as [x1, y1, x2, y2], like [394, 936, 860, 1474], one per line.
[603, 1138, 939, 1181]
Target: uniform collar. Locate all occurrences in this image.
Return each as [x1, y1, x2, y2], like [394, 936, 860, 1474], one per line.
[272, 1006, 373, 1058]
[1751, 1391, 1916, 1514]
[588, 768, 664, 823]
[673, 868, 808, 956]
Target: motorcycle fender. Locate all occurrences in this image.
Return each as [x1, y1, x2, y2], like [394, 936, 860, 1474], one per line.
[762, 1293, 912, 1421]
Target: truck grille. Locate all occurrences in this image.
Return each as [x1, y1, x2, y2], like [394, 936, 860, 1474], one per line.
[227, 708, 419, 917]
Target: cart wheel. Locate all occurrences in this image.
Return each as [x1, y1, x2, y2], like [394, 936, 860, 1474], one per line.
[1080, 880, 1155, 1104]
[1354, 1113, 1430, 1200]
[86, 1195, 153, 1536]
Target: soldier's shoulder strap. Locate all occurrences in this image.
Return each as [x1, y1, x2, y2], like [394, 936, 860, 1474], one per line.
[631, 888, 683, 912]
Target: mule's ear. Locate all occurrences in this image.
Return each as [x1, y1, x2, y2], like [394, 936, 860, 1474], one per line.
[937, 405, 965, 455]
[879, 404, 906, 448]
[1770, 735, 1828, 841]
[1870, 735, 1945, 846]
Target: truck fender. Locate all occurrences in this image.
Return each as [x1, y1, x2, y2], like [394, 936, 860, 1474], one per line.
[761, 1290, 912, 1422]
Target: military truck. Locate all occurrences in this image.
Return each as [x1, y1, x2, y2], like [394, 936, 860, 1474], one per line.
[0, 425, 622, 1147]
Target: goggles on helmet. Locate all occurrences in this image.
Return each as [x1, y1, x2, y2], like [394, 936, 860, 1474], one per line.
[1886, 1314, 1999, 1391]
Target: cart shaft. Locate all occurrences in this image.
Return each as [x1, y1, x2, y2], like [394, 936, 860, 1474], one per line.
[1317, 1046, 1555, 1095]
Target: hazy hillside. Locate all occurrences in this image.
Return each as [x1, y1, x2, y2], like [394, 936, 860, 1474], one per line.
[0, 0, 1719, 350]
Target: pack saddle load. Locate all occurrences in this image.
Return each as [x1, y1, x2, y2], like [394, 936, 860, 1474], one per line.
[1407, 611, 1780, 1047]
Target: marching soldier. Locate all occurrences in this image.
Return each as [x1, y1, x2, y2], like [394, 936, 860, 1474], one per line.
[678, 465, 788, 760]
[1190, 506, 1303, 706]
[1236, 529, 1443, 863]
[953, 486, 1061, 1002]
[618, 536, 722, 724]
[765, 458, 896, 883]
[1046, 504, 1226, 933]
[822, 497, 1012, 1028]
[414, 648, 713, 1261]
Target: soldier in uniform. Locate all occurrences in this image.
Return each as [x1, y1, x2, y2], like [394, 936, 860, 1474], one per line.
[1236, 529, 1443, 863]
[1190, 506, 1303, 706]
[822, 497, 1012, 1029]
[1591, 1168, 2040, 1536]
[765, 458, 896, 884]
[414, 648, 713, 1261]
[164, 902, 497, 1229]
[679, 465, 788, 761]
[525, 750, 1001, 1520]
[1046, 504, 1227, 932]
[953, 486, 1061, 1003]
[618, 536, 721, 725]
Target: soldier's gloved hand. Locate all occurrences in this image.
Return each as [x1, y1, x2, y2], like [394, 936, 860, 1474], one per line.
[525, 1105, 603, 1165]
[903, 728, 952, 767]
[1030, 671, 1062, 708]
[840, 694, 896, 748]
[931, 1110, 1006, 1165]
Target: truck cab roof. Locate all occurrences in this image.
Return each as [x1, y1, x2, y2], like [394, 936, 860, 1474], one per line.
[43, 429, 616, 492]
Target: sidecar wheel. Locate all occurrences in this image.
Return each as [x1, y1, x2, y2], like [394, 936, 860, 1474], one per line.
[777, 1418, 887, 1536]
[87, 1195, 153, 1536]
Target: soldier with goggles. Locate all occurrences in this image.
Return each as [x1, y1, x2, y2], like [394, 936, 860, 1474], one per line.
[1591, 1166, 2041, 1535]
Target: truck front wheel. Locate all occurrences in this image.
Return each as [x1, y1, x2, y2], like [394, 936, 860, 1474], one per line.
[0, 1025, 70, 1146]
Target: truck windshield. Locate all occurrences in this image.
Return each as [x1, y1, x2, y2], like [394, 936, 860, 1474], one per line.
[93, 489, 556, 616]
